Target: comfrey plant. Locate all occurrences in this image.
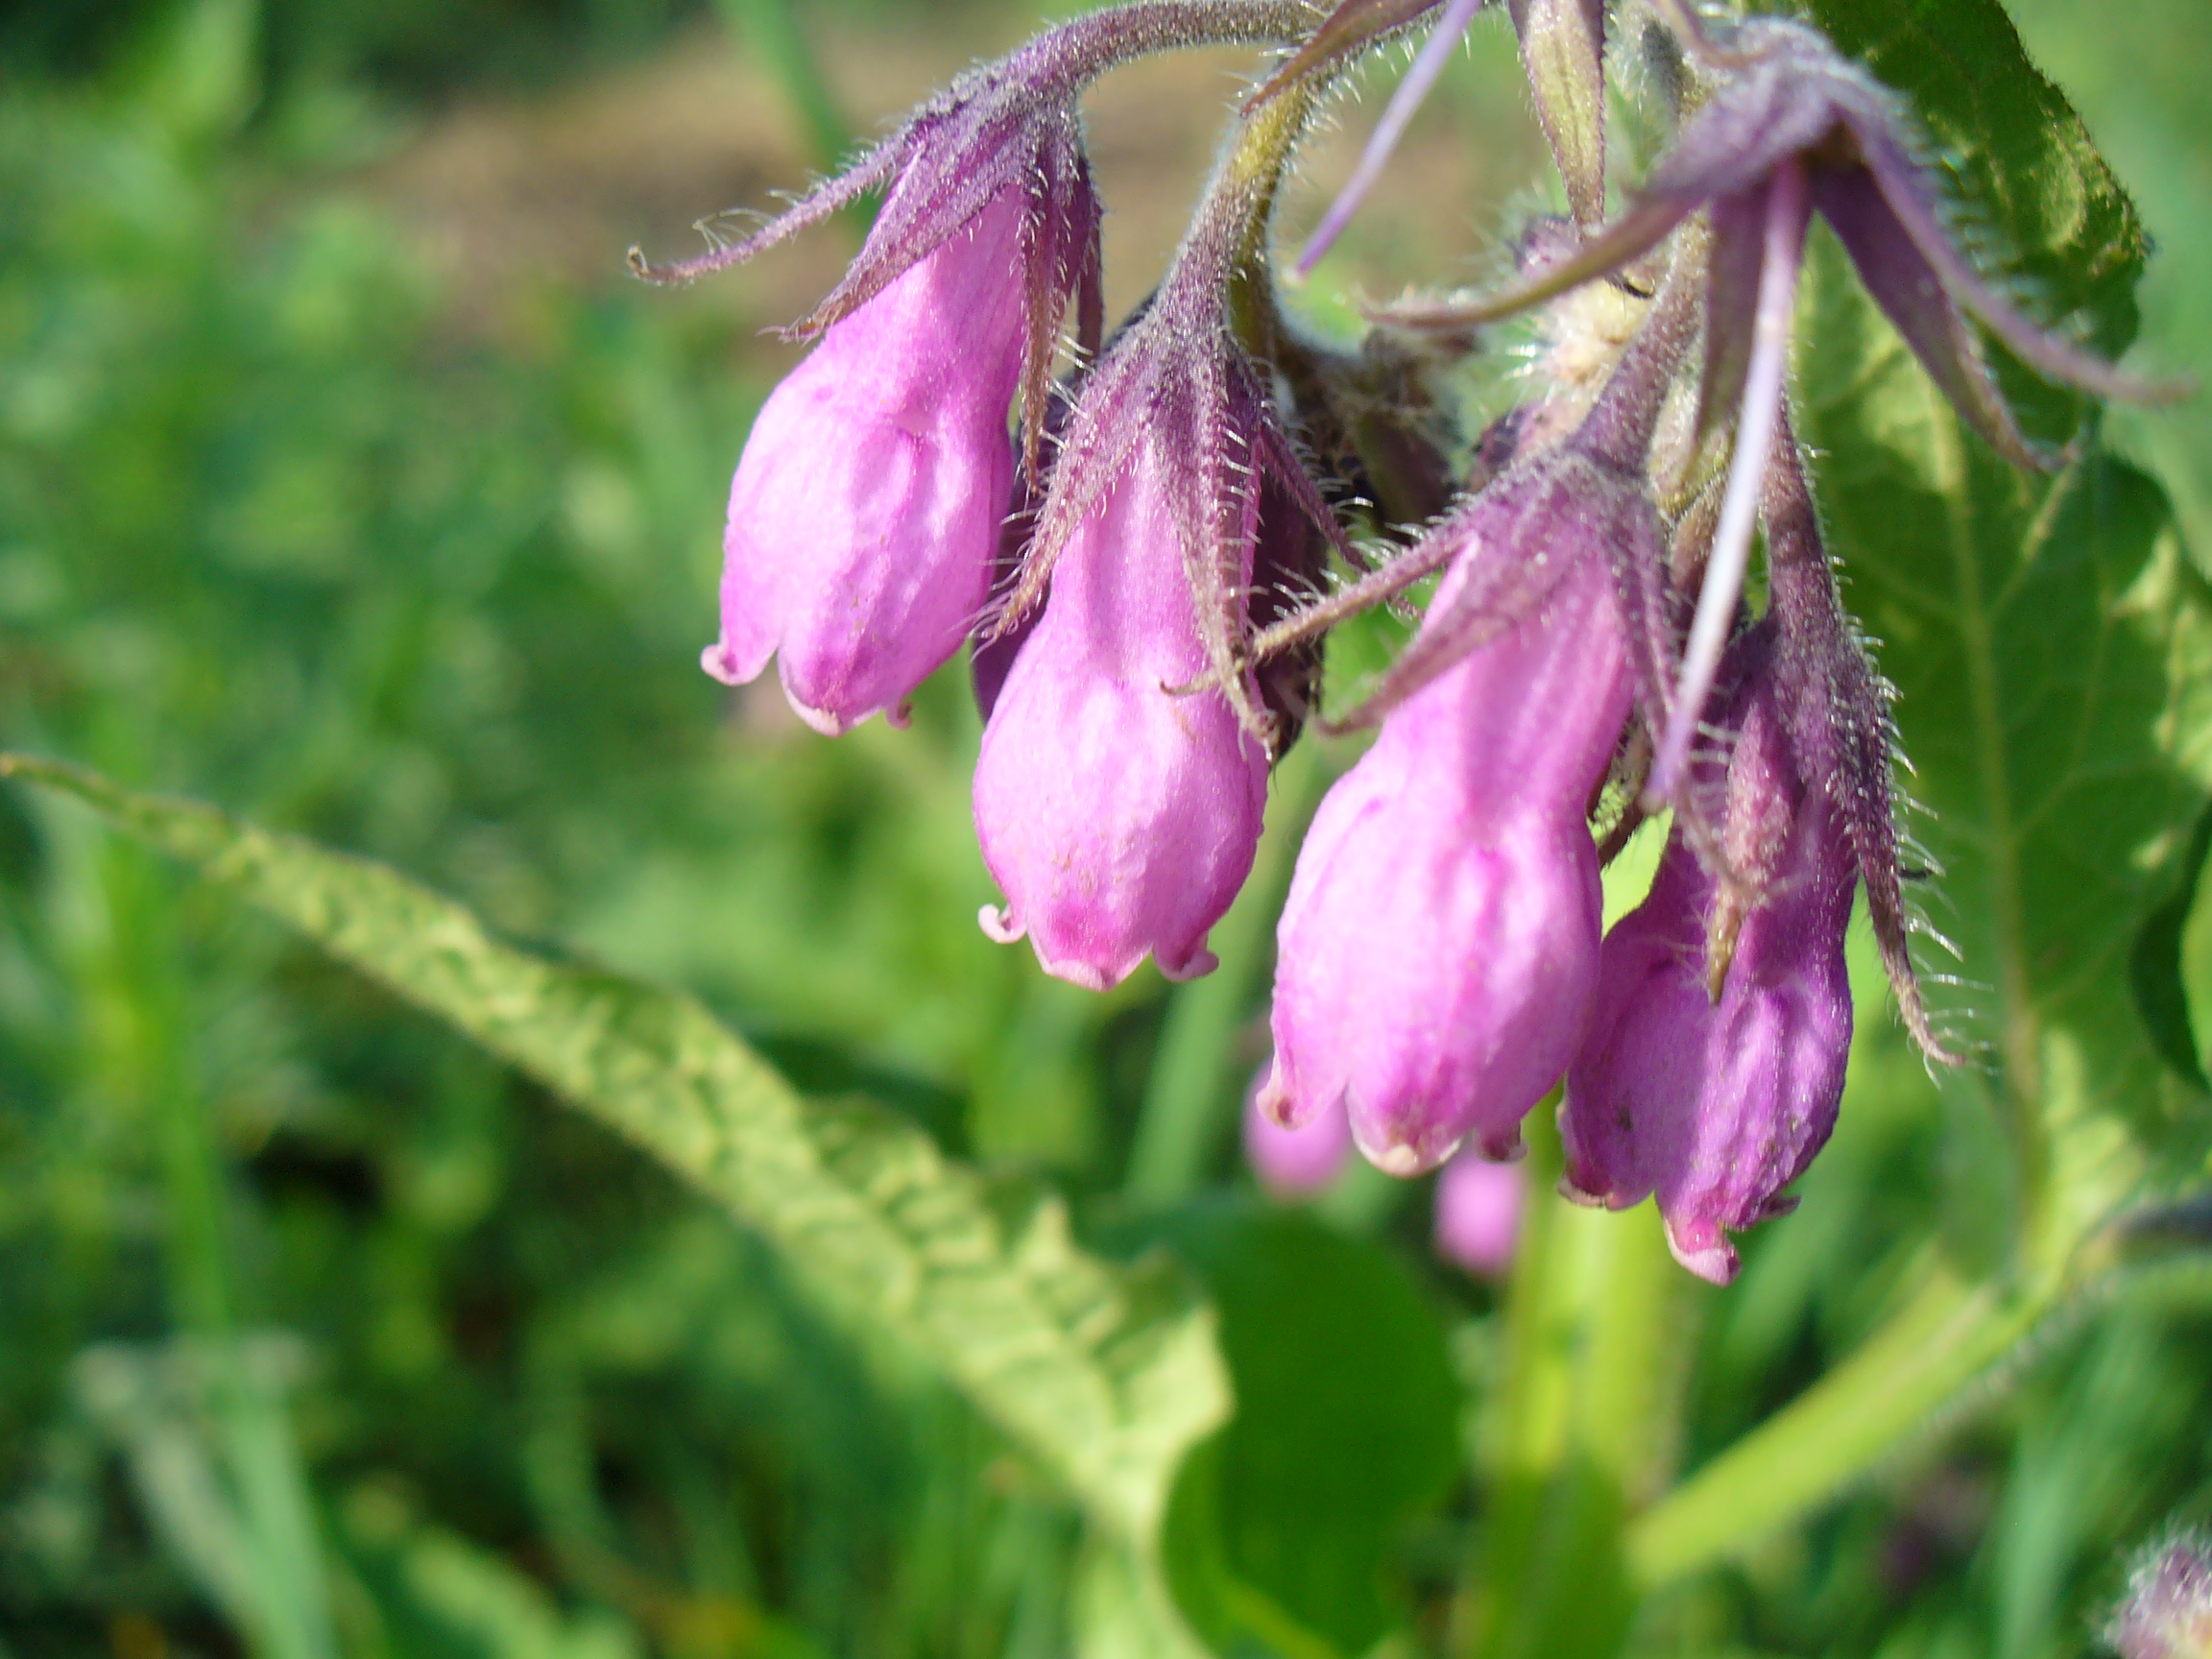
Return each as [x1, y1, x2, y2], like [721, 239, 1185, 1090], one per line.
[633, 0, 2167, 1284]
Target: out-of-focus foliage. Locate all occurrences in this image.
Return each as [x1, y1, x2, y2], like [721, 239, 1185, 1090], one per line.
[2, 1, 2211, 1657]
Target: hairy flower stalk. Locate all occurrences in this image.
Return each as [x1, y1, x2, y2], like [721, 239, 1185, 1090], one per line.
[1255, 0, 1609, 270]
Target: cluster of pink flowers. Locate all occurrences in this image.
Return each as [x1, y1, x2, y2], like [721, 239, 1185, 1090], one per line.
[637, 0, 2150, 1282]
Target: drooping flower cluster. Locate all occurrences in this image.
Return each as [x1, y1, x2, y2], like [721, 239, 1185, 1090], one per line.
[637, 0, 2162, 1281]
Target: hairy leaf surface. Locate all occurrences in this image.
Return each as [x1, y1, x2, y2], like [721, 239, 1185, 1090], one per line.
[2, 755, 1230, 1548]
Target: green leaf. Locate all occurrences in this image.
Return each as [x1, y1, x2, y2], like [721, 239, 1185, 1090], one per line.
[1796, 235, 2212, 1247]
[2186, 827, 2212, 1074]
[1624, 0, 2212, 1581]
[3, 754, 1230, 1550]
[1128, 1202, 1458, 1657]
[2133, 803, 2212, 1090]
[1802, 0, 2151, 441]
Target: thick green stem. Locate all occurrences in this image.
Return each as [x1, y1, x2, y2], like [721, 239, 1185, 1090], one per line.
[1460, 1115, 1679, 1659]
[1623, 1262, 2045, 1587]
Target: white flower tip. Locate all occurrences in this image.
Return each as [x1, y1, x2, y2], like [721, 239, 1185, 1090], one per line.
[977, 903, 1025, 946]
[1664, 1219, 1740, 1286]
[1352, 1120, 1450, 1178]
[1159, 943, 1220, 983]
[1555, 1175, 1608, 1208]
[786, 690, 854, 736]
[1477, 1127, 1527, 1164]
[700, 641, 750, 686]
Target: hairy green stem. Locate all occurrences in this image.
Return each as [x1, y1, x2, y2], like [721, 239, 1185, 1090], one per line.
[1623, 1262, 2045, 1586]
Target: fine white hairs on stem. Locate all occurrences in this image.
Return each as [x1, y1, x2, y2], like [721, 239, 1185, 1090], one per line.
[1647, 157, 1809, 805]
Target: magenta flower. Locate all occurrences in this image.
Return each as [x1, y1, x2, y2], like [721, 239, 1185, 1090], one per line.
[1254, 265, 1696, 1175]
[1260, 543, 1630, 1172]
[1559, 655, 1855, 1285]
[973, 426, 1272, 989]
[705, 193, 1032, 733]
[1434, 1150, 1525, 1279]
[967, 73, 1349, 990]
[640, 9, 1323, 731]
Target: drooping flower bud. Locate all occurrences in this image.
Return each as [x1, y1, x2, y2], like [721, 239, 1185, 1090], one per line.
[2109, 1535, 2212, 1659]
[1434, 1150, 1525, 1278]
[973, 420, 1272, 989]
[970, 69, 1353, 991]
[648, 5, 1320, 732]
[1560, 652, 1855, 1285]
[1252, 256, 1701, 1174]
[1261, 542, 1632, 1172]
[706, 192, 1034, 733]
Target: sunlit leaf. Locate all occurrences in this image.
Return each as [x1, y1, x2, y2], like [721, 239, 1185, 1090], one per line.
[1623, 0, 2212, 1585]
[1798, 238, 2212, 1245]
[1802, 0, 2153, 443]
[3, 754, 1230, 1550]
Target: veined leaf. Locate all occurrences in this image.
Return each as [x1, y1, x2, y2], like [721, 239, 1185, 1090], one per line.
[1797, 235, 2212, 1251]
[1626, 0, 2211, 1584]
[2, 754, 1230, 1549]
[1803, 0, 2152, 442]
[1627, 258, 2212, 1587]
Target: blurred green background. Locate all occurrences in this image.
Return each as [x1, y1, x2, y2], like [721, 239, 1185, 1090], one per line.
[0, 0, 2208, 1655]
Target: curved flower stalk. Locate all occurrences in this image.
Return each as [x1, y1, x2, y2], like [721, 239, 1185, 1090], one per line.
[644, 1, 1320, 732]
[1252, 0, 1609, 273]
[1383, 15, 2177, 806]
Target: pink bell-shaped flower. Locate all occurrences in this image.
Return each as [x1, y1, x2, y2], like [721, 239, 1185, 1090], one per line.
[706, 193, 1032, 733]
[1260, 542, 1631, 1173]
[973, 432, 1271, 990]
[1560, 664, 1856, 1285]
